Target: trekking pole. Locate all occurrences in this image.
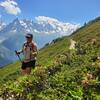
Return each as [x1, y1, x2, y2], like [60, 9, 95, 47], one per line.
[15, 50, 23, 63]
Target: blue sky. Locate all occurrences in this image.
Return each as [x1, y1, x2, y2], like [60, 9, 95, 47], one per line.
[0, 0, 100, 24]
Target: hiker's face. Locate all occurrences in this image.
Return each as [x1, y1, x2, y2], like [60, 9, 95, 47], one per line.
[26, 37, 32, 43]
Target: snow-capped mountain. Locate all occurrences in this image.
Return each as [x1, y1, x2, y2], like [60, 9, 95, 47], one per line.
[0, 16, 80, 48]
[0, 18, 26, 37]
[0, 21, 6, 31]
[0, 16, 80, 67]
[34, 16, 80, 35]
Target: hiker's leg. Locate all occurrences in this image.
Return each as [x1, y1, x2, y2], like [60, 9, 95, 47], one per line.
[21, 62, 27, 75]
[26, 67, 31, 75]
[33, 60, 36, 69]
[21, 69, 26, 75]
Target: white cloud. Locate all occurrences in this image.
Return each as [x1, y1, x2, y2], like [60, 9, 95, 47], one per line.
[35, 16, 81, 35]
[35, 16, 59, 23]
[0, 0, 21, 15]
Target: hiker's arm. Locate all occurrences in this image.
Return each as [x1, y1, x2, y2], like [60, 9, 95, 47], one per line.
[31, 45, 38, 57]
[17, 44, 24, 54]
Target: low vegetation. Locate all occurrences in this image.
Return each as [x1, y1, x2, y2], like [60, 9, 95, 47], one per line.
[0, 17, 100, 99]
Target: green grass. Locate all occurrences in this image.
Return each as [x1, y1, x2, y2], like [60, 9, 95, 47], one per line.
[71, 18, 100, 43]
[0, 62, 20, 77]
[0, 36, 70, 81]
[0, 17, 100, 99]
[37, 36, 70, 65]
[1, 41, 100, 99]
[0, 17, 100, 83]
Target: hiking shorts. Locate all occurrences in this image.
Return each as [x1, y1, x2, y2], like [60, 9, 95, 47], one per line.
[21, 60, 36, 70]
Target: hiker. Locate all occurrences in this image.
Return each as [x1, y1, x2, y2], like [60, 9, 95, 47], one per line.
[16, 33, 37, 75]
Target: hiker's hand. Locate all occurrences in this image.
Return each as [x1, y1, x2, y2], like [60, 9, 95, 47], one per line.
[31, 52, 37, 57]
[16, 51, 21, 55]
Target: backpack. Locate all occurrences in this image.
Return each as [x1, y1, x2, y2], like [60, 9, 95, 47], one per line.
[23, 42, 35, 52]
[23, 42, 36, 60]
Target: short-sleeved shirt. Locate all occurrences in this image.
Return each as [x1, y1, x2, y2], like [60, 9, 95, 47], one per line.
[22, 41, 37, 62]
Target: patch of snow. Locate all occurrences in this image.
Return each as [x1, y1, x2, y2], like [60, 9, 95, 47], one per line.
[20, 20, 28, 28]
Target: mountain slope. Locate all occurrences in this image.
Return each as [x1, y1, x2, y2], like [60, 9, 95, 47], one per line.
[0, 17, 100, 80]
[0, 17, 79, 49]
[0, 17, 79, 67]
[0, 44, 16, 67]
[0, 16, 100, 79]
[0, 36, 70, 79]
[0, 21, 6, 31]
[0, 17, 100, 99]
[71, 17, 100, 43]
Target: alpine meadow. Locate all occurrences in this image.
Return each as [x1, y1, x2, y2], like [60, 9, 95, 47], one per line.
[0, 17, 100, 99]
[0, 0, 100, 99]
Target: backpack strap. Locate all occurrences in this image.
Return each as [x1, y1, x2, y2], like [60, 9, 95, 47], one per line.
[23, 42, 37, 61]
[29, 42, 36, 61]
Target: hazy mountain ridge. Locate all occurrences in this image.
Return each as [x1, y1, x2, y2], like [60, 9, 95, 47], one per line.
[0, 44, 16, 67]
[0, 16, 99, 67]
[0, 21, 6, 31]
[0, 17, 80, 67]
